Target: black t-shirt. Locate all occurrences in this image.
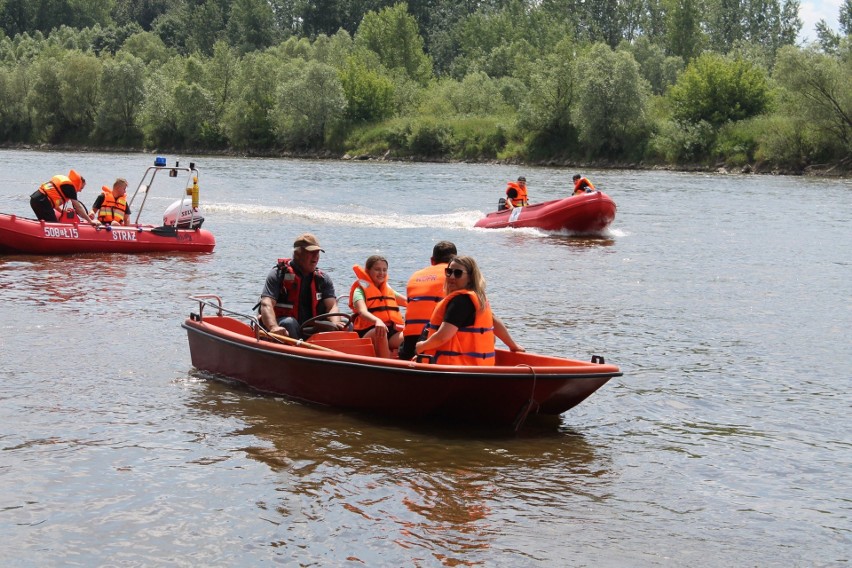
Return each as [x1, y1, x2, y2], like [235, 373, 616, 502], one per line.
[60, 184, 78, 201]
[506, 187, 519, 199]
[443, 294, 476, 328]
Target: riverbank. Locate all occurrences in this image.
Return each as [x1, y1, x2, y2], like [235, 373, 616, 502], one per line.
[4, 142, 849, 178]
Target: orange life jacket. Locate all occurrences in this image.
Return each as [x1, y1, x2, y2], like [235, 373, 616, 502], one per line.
[348, 265, 405, 331]
[38, 175, 74, 210]
[574, 177, 595, 193]
[505, 181, 528, 207]
[422, 289, 495, 366]
[96, 186, 128, 224]
[272, 258, 324, 320]
[404, 263, 447, 339]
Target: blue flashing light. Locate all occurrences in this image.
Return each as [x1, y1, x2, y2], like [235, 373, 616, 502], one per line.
[154, 156, 167, 167]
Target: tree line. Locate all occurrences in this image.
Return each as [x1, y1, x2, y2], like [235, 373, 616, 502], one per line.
[0, 0, 850, 172]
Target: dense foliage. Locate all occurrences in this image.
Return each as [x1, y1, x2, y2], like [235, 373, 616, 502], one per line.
[0, 0, 850, 170]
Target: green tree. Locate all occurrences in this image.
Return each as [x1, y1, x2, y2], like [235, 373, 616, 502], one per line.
[26, 55, 65, 142]
[227, 0, 278, 54]
[355, 2, 433, 85]
[0, 64, 32, 140]
[517, 38, 579, 156]
[572, 43, 650, 157]
[111, 0, 173, 30]
[95, 52, 145, 143]
[664, 0, 705, 60]
[203, 40, 238, 126]
[621, 36, 684, 95]
[137, 56, 183, 146]
[118, 31, 173, 66]
[841, 0, 852, 34]
[339, 52, 395, 122]
[773, 45, 852, 158]
[667, 52, 770, 127]
[706, 0, 744, 53]
[58, 50, 102, 139]
[0, 0, 39, 37]
[272, 59, 346, 148]
[220, 50, 281, 148]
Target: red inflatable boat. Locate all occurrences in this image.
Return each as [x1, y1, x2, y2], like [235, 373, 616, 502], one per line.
[474, 191, 617, 234]
[0, 159, 215, 255]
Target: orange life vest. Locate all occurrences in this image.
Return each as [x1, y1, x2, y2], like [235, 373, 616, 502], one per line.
[505, 181, 528, 207]
[38, 175, 74, 210]
[404, 263, 447, 339]
[272, 258, 323, 320]
[96, 186, 128, 224]
[574, 177, 595, 193]
[422, 290, 495, 366]
[348, 265, 404, 332]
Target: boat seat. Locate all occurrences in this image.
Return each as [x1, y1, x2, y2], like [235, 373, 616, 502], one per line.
[308, 337, 377, 357]
[307, 331, 360, 342]
[204, 316, 254, 336]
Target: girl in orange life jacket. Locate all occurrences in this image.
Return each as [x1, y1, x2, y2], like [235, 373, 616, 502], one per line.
[349, 255, 408, 358]
[29, 169, 99, 226]
[90, 178, 130, 226]
[414, 256, 525, 366]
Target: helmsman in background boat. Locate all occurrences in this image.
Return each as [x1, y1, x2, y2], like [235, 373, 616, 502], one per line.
[90, 178, 131, 226]
[29, 169, 100, 227]
[258, 233, 347, 339]
[504, 176, 529, 210]
[572, 174, 596, 195]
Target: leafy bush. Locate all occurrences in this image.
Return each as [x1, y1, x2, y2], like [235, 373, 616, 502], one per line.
[668, 52, 770, 127]
[714, 119, 760, 166]
[649, 119, 716, 163]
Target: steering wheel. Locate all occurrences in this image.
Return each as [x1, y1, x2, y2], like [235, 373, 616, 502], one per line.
[299, 312, 353, 337]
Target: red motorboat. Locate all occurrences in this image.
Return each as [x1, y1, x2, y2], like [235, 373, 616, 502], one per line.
[183, 295, 622, 430]
[474, 191, 616, 233]
[0, 159, 215, 255]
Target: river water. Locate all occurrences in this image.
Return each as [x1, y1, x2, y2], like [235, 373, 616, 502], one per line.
[0, 149, 849, 566]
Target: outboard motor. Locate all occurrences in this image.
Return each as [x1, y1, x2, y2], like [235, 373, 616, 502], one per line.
[497, 197, 507, 211]
[163, 199, 205, 229]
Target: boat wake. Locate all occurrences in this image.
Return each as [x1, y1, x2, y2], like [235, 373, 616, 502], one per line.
[204, 202, 487, 230]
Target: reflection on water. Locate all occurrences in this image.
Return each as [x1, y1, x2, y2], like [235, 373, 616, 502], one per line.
[0, 253, 215, 307]
[184, 377, 609, 563]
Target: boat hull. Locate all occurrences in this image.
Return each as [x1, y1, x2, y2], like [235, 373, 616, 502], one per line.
[474, 191, 616, 233]
[0, 213, 215, 254]
[183, 316, 621, 428]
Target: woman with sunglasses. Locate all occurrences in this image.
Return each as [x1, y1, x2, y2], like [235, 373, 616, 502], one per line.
[414, 256, 524, 365]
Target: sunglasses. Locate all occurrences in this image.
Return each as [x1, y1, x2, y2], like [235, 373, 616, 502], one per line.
[444, 268, 467, 278]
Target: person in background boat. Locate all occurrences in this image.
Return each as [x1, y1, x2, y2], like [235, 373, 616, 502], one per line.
[504, 176, 529, 210]
[398, 240, 457, 361]
[259, 233, 347, 339]
[414, 255, 524, 366]
[29, 169, 99, 227]
[349, 255, 408, 358]
[89, 178, 131, 226]
[572, 174, 596, 195]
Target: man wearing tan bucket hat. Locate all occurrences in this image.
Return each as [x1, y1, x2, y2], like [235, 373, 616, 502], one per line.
[258, 233, 347, 339]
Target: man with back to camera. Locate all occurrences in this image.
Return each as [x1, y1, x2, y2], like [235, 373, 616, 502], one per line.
[398, 240, 457, 360]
